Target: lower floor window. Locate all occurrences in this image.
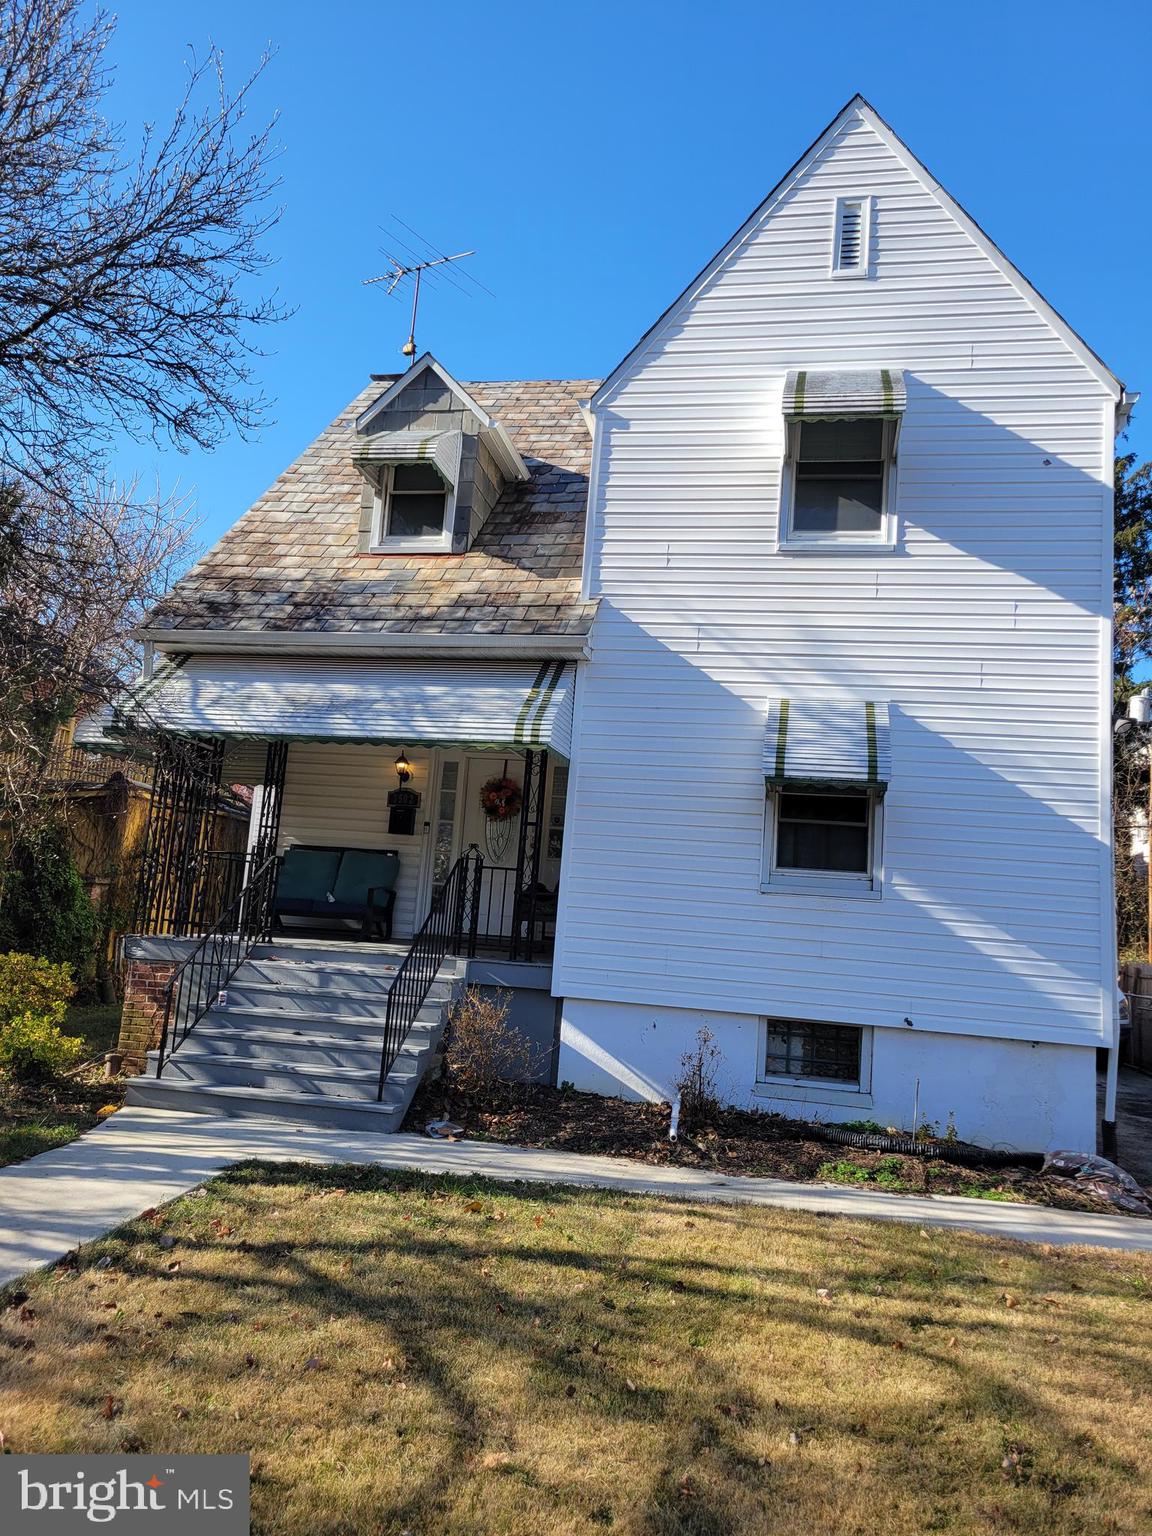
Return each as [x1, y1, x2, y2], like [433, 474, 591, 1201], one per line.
[763, 1017, 863, 1084]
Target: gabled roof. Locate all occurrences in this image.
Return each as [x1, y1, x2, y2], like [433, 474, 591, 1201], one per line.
[593, 95, 1127, 413]
[356, 353, 531, 482]
[144, 378, 599, 651]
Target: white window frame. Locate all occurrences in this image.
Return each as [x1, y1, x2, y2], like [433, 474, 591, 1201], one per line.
[830, 195, 873, 279]
[761, 785, 884, 900]
[778, 414, 898, 555]
[754, 1016, 874, 1107]
[371, 462, 455, 554]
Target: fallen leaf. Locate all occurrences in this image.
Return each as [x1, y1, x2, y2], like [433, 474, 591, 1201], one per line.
[101, 1395, 122, 1420]
[677, 1475, 696, 1499]
[1002, 1294, 1019, 1309]
[303, 1358, 323, 1371]
[816, 1288, 832, 1304]
[464, 1200, 485, 1214]
[624, 1378, 637, 1393]
[565, 1384, 576, 1399]
[174, 1405, 190, 1420]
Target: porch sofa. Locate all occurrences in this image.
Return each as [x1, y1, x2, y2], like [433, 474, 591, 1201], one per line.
[272, 845, 400, 940]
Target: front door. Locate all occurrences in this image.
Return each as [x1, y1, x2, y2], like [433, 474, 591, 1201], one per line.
[461, 754, 521, 943]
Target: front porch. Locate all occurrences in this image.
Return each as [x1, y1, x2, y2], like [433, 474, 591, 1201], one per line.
[80, 655, 574, 1107]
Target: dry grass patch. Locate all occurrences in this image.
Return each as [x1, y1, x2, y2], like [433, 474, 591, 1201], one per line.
[2, 1163, 1151, 1536]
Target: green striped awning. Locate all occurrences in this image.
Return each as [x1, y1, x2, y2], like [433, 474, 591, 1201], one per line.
[764, 699, 891, 794]
[75, 658, 575, 759]
[783, 369, 906, 420]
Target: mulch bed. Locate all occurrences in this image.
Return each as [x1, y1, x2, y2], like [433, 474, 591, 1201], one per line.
[403, 1079, 1142, 1218]
[0, 1066, 123, 1169]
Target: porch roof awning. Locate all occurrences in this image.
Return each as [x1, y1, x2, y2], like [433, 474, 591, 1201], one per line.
[76, 657, 575, 759]
[764, 699, 891, 794]
[350, 428, 463, 485]
[782, 368, 906, 420]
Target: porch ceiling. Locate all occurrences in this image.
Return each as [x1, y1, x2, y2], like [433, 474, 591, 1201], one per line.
[76, 657, 574, 759]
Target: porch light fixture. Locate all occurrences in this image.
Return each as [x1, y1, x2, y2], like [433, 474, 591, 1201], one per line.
[394, 749, 412, 785]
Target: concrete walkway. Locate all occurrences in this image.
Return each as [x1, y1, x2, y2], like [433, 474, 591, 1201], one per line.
[2, 1107, 1152, 1288]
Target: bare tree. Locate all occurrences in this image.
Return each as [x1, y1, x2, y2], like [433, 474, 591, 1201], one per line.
[0, 0, 283, 484]
[0, 477, 198, 828]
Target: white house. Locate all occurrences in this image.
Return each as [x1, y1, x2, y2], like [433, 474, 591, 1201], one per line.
[555, 97, 1132, 1150]
[85, 98, 1132, 1152]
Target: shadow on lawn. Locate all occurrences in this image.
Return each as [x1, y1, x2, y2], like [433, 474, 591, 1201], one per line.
[14, 1160, 1147, 1535]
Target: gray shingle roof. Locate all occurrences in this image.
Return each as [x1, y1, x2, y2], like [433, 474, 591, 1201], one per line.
[147, 377, 600, 641]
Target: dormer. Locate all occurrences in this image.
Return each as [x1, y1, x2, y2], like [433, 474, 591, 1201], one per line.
[353, 354, 529, 555]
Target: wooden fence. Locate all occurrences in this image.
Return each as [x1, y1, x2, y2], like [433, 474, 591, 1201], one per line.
[1118, 962, 1152, 1073]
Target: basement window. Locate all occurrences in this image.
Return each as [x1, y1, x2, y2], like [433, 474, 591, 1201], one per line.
[832, 196, 871, 277]
[761, 1017, 865, 1087]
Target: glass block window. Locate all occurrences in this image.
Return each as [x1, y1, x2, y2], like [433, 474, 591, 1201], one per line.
[763, 1018, 862, 1084]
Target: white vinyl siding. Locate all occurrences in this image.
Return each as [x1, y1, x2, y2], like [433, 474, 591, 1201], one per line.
[556, 109, 1114, 1050]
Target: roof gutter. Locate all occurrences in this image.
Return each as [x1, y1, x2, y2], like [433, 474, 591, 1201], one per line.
[136, 628, 591, 661]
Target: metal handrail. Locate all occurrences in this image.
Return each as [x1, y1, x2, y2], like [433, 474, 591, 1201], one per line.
[376, 846, 483, 1100]
[155, 851, 282, 1076]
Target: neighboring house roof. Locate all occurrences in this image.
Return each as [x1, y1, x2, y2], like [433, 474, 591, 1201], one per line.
[144, 377, 599, 651]
[593, 95, 1130, 417]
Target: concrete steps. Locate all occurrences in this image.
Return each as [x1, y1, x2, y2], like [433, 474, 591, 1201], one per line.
[124, 941, 461, 1132]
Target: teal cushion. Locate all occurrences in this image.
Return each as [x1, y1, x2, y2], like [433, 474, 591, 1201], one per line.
[330, 849, 400, 905]
[276, 847, 342, 903]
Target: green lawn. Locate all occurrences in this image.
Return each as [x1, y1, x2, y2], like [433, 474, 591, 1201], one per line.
[2, 1163, 1150, 1535]
[0, 1002, 122, 1167]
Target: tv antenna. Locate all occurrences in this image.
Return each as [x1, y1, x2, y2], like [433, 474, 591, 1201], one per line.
[363, 248, 476, 358]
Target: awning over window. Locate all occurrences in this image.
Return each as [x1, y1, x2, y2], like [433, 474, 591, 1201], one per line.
[782, 369, 906, 420]
[351, 428, 463, 485]
[764, 699, 891, 794]
[75, 657, 575, 760]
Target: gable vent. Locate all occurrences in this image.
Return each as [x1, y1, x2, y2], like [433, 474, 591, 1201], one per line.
[833, 196, 870, 276]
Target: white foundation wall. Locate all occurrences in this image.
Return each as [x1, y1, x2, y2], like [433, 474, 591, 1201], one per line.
[557, 997, 1097, 1153]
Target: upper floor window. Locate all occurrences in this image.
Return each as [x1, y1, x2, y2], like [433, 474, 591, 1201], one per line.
[375, 461, 453, 550]
[786, 416, 895, 545]
[832, 196, 872, 277]
[780, 369, 904, 552]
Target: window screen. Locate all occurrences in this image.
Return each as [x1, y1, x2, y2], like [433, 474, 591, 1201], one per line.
[776, 788, 870, 874]
[764, 1018, 862, 1083]
[387, 461, 447, 538]
[792, 418, 885, 535]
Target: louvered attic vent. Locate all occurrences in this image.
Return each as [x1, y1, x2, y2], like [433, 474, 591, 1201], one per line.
[833, 197, 870, 276]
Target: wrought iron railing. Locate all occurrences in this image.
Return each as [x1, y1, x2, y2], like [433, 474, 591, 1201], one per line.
[473, 865, 557, 956]
[376, 846, 483, 1100]
[155, 852, 281, 1076]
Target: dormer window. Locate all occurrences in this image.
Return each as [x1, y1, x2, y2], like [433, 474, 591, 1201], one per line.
[379, 461, 450, 542]
[353, 354, 531, 558]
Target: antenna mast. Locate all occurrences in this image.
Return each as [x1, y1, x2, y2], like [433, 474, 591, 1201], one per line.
[363, 249, 476, 358]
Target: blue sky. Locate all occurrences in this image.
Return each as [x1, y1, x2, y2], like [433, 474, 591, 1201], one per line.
[105, 0, 1151, 550]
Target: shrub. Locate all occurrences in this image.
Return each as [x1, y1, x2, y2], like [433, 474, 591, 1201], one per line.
[0, 1011, 85, 1081]
[675, 1026, 724, 1133]
[0, 952, 82, 1082]
[442, 987, 537, 1106]
[0, 825, 98, 974]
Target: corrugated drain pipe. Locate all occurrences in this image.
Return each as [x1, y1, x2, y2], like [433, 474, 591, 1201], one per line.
[814, 1124, 1044, 1171]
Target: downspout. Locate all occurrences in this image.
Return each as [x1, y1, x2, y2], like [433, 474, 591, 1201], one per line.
[1102, 997, 1120, 1162]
